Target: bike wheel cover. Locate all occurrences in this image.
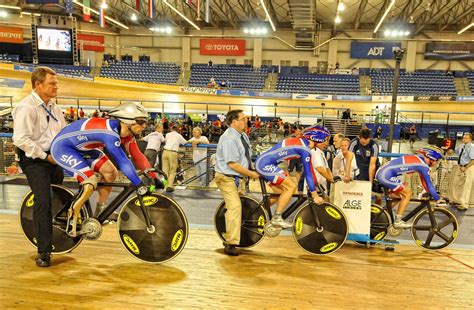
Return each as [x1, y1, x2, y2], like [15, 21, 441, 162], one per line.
[355, 204, 391, 246]
[118, 194, 188, 263]
[19, 185, 85, 254]
[411, 207, 459, 250]
[214, 196, 267, 248]
[293, 202, 348, 255]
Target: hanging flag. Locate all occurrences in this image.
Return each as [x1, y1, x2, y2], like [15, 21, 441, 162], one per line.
[65, 0, 73, 14]
[148, 0, 154, 18]
[205, 0, 210, 23]
[83, 0, 91, 21]
[99, 5, 106, 28]
[135, 0, 140, 10]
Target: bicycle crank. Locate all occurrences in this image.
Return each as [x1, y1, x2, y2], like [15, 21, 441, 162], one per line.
[78, 218, 103, 240]
[264, 222, 282, 238]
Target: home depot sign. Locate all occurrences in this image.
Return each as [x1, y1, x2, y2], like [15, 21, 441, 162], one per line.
[77, 34, 105, 52]
[200, 39, 246, 56]
[0, 26, 23, 43]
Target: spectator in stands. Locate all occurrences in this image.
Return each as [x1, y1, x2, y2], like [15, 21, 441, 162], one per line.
[341, 108, 352, 120]
[349, 128, 380, 183]
[409, 125, 417, 148]
[375, 126, 383, 140]
[333, 137, 358, 182]
[162, 125, 187, 192]
[452, 133, 473, 210]
[162, 117, 169, 132]
[208, 59, 213, 67]
[79, 107, 85, 119]
[335, 62, 340, 70]
[142, 123, 165, 168]
[214, 109, 260, 256]
[68, 106, 75, 120]
[189, 127, 210, 187]
[218, 113, 226, 123]
[92, 109, 99, 117]
[12, 66, 67, 267]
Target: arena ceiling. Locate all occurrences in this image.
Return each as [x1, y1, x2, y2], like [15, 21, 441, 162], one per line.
[2, 0, 473, 34]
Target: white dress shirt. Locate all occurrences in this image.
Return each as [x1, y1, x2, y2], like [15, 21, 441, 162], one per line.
[311, 147, 329, 189]
[164, 131, 187, 151]
[12, 91, 66, 160]
[143, 131, 165, 151]
[188, 136, 210, 162]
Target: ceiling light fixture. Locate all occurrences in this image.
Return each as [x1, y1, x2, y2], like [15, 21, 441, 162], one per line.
[259, 0, 276, 32]
[458, 22, 473, 34]
[335, 16, 341, 24]
[374, 0, 395, 33]
[0, 5, 21, 10]
[163, 0, 200, 30]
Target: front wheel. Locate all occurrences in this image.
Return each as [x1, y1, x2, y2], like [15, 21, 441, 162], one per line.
[19, 185, 91, 254]
[117, 193, 188, 263]
[355, 204, 391, 246]
[411, 207, 458, 250]
[214, 196, 268, 248]
[293, 202, 348, 255]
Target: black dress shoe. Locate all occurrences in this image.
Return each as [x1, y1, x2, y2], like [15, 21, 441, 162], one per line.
[224, 244, 239, 256]
[35, 252, 51, 267]
[166, 187, 174, 193]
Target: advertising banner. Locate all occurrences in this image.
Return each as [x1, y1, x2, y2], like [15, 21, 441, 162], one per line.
[77, 34, 105, 52]
[180, 86, 217, 95]
[292, 93, 333, 101]
[200, 39, 246, 56]
[425, 43, 474, 60]
[0, 78, 25, 89]
[457, 96, 474, 101]
[414, 95, 456, 102]
[335, 95, 372, 101]
[333, 181, 371, 240]
[350, 41, 402, 59]
[0, 26, 24, 44]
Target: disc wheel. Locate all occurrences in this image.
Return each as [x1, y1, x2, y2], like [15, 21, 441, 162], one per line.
[19, 185, 90, 254]
[117, 193, 188, 263]
[293, 202, 348, 255]
[214, 196, 268, 248]
[411, 207, 459, 250]
[356, 204, 391, 246]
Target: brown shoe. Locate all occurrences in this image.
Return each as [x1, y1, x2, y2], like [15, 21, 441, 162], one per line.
[224, 244, 239, 256]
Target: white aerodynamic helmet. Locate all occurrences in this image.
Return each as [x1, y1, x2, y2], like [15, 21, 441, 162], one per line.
[108, 102, 148, 125]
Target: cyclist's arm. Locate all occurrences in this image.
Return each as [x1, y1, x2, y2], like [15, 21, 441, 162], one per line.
[126, 138, 158, 178]
[316, 166, 334, 183]
[301, 154, 318, 193]
[418, 166, 440, 201]
[104, 139, 143, 187]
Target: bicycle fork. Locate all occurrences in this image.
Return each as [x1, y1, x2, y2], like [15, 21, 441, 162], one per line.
[136, 194, 156, 234]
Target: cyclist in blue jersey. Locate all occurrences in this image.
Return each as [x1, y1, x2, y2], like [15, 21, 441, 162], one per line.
[50, 102, 162, 236]
[376, 146, 446, 228]
[255, 126, 329, 228]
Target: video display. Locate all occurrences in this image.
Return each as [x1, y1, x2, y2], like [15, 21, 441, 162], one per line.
[37, 28, 72, 52]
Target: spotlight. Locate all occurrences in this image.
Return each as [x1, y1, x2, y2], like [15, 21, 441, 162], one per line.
[249, 29, 255, 34]
[391, 30, 398, 36]
[243, 28, 249, 34]
[255, 29, 261, 35]
[131, 13, 137, 21]
[101, 1, 107, 9]
[384, 30, 390, 36]
[261, 28, 268, 34]
[165, 27, 172, 33]
[335, 16, 341, 24]
[0, 10, 7, 18]
[398, 30, 404, 36]
[337, 2, 345, 12]
[404, 31, 410, 36]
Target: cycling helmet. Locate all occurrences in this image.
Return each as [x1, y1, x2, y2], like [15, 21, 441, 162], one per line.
[108, 102, 148, 125]
[416, 146, 444, 161]
[302, 126, 330, 143]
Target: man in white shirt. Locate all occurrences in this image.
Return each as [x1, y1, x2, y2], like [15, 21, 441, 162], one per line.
[12, 66, 67, 267]
[162, 125, 187, 192]
[218, 113, 226, 123]
[142, 123, 165, 168]
[188, 127, 210, 187]
[311, 132, 335, 192]
[452, 133, 474, 210]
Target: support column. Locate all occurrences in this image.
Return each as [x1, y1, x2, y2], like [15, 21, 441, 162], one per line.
[253, 38, 262, 67]
[182, 37, 191, 68]
[115, 36, 121, 59]
[327, 39, 338, 69]
[405, 40, 417, 72]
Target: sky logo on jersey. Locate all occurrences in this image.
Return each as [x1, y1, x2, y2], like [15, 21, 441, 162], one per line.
[76, 135, 88, 142]
[60, 155, 83, 169]
[278, 150, 288, 157]
[263, 164, 278, 173]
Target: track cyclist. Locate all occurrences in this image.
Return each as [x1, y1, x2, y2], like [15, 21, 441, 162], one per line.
[375, 146, 446, 228]
[255, 125, 329, 228]
[50, 102, 164, 237]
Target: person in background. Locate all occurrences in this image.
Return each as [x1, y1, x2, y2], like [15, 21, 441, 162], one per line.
[409, 125, 417, 149]
[349, 128, 380, 183]
[214, 110, 260, 256]
[142, 123, 165, 168]
[332, 138, 358, 182]
[162, 125, 187, 192]
[188, 127, 210, 187]
[79, 107, 85, 119]
[12, 66, 67, 267]
[341, 108, 351, 120]
[452, 133, 473, 210]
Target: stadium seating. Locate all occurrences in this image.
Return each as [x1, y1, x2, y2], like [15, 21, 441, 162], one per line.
[275, 74, 360, 95]
[370, 69, 457, 96]
[189, 64, 268, 90]
[38, 64, 91, 76]
[100, 61, 180, 84]
[466, 72, 474, 94]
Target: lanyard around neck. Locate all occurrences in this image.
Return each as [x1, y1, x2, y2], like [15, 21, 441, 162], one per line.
[40, 103, 58, 122]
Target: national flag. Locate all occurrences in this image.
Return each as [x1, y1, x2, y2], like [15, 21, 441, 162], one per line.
[99, 6, 106, 28]
[135, 0, 140, 10]
[83, 0, 91, 22]
[148, 0, 154, 18]
[205, 0, 210, 23]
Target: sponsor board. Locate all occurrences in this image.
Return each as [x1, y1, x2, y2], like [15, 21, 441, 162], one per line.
[0, 26, 24, 44]
[414, 95, 456, 102]
[292, 93, 333, 101]
[350, 41, 402, 59]
[425, 42, 474, 61]
[335, 95, 372, 101]
[216, 89, 291, 98]
[0, 78, 25, 89]
[77, 34, 105, 52]
[180, 86, 217, 95]
[200, 39, 246, 56]
[457, 96, 474, 101]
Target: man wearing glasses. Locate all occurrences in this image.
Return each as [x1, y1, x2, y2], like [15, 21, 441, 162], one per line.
[13, 66, 67, 267]
[215, 110, 260, 256]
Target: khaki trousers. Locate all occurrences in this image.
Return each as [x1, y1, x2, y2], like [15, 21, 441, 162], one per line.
[162, 149, 178, 188]
[451, 165, 474, 208]
[215, 172, 245, 245]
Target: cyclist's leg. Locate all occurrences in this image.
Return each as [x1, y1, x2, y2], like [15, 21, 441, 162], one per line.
[274, 178, 296, 213]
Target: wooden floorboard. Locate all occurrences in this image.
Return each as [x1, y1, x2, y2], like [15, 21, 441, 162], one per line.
[0, 214, 472, 309]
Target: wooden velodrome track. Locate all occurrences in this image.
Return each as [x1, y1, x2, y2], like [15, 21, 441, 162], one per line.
[0, 213, 473, 308]
[1, 63, 473, 124]
[0, 63, 473, 308]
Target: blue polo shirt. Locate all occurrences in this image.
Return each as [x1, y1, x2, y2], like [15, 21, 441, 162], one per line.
[215, 127, 249, 176]
[456, 142, 474, 166]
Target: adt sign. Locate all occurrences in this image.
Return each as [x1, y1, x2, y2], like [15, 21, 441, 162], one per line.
[351, 42, 402, 59]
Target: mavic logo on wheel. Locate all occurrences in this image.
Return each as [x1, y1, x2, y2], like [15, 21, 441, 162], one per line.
[123, 234, 140, 254]
[325, 206, 342, 220]
[263, 164, 278, 173]
[171, 229, 184, 252]
[134, 196, 158, 207]
[295, 216, 303, 236]
[258, 215, 265, 234]
[374, 232, 386, 240]
[60, 155, 83, 169]
[26, 194, 35, 207]
[320, 242, 338, 253]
